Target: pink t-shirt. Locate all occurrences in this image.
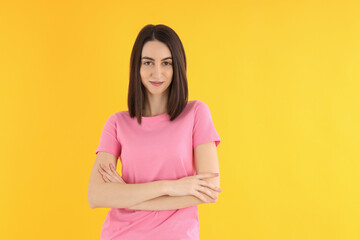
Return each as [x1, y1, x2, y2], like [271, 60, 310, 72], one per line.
[95, 100, 221, 240]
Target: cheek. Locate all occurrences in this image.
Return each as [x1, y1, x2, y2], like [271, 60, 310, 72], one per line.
[140, 68, 149, 78]
[166, 69, 173, 78]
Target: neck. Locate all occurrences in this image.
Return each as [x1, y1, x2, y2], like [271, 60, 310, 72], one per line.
[143, 92, 168, 117]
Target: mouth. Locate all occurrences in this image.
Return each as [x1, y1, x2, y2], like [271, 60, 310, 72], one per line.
[150, 81, 164, 87]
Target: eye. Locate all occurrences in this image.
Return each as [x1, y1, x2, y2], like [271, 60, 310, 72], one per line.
[143, 61, 172, 66]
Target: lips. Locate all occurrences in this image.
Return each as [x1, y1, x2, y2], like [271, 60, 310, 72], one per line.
[150, 81, 164, 87]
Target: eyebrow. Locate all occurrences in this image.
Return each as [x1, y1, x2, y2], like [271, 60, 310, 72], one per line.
[141, 56, 172, 61]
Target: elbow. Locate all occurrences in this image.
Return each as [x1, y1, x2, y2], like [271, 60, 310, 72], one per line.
[89, 202, 97, 209]
[88, 199, 97, 209]
[88, 189, 99, 209]
[88, 196, 97, 209]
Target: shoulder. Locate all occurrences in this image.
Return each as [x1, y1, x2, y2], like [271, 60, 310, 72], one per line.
[112, 111, 128, 118]
[187, 100, 213, 122]
[105, 111, 128, 124]
[188, 99, 208, 109]
[191, 100, 211, 114]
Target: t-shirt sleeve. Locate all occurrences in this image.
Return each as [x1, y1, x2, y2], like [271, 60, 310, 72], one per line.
[95, 113, 121, 158]
[192, 100, 221, 148]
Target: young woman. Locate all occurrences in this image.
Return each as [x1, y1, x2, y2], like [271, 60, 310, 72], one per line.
[88, 24, 222, 240]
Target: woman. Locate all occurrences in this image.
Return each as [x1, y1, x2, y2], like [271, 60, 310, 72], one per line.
[89, 24, 222, 240]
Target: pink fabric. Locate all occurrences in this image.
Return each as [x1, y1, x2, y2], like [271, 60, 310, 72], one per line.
[95, 100, 221, 240]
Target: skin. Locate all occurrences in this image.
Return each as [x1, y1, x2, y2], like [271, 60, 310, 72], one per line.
[98, 162, 222, 203]
[140, 40, 173, 117]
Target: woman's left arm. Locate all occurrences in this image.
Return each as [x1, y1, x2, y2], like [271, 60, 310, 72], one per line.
[128, 193, 215, 210]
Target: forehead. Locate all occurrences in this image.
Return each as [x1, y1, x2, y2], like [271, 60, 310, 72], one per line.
[141, 40, 172, 59]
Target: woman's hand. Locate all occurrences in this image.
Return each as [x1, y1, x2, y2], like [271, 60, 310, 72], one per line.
[167, 173, 222, 203]
[98, 163, 126, 184]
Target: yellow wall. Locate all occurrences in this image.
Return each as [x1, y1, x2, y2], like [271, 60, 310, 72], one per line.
[1, 0, 359, 239]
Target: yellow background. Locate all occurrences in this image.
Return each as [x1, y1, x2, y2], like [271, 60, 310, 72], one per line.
[1, 0, 359, 239]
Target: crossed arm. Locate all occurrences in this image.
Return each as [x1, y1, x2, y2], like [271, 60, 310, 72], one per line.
[127, 190, 217, 211]
[99, 142, 221, 211]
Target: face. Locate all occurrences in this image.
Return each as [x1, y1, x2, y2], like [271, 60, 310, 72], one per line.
[140, 40, 173, 97]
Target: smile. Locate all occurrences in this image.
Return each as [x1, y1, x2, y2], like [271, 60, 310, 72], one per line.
[150, 81, 164, 87]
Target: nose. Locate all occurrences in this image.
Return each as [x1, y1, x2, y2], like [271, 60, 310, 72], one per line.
[152, 65, 162, 79]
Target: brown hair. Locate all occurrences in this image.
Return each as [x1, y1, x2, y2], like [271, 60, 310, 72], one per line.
[127, 24, 188, 125]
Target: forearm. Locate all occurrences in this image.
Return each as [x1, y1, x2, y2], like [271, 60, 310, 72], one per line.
[127, 194, 214, 211]
[90, 180, 167, 209]
[127, 177, 220, 211]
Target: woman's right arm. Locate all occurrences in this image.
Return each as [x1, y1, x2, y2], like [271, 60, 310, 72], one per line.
[88, 152, 167, 209]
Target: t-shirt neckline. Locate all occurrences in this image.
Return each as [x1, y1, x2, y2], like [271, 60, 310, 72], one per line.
[141, 112, 169, 121]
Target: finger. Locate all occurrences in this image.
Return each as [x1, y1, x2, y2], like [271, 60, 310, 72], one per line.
[195, 172, 219, 179]
[196, 186, 218, 200]
[197, 192, 216, 203]
[208, 195, 217, 203]
[103, 174, 111, 183]
[99, 165, 118, 182]
[192, 191, 209, 203]
[109, 164, 125, 183]
[98, 167, 111, 181]
[99, 169, 110, 183]
[98, 168, 108, 182]
[99, 163, 109, 173]
[99, 165, 124, 183]
[100, 164, 117, 181]
[98, 167, 106, 177]
[99, 165, 110, 176]
[198, 180, 222, 192]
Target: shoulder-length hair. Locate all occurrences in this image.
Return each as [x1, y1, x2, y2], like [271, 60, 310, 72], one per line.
[127, 24, 188, 125]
